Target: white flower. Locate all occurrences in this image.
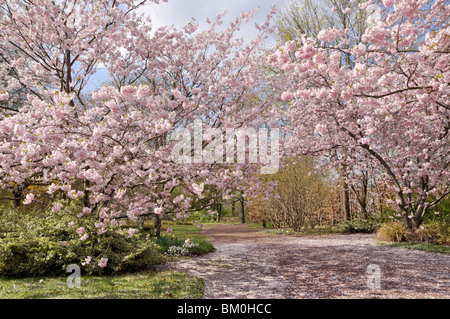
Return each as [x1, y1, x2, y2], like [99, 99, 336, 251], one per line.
[98, 257, 108, 268]
[128, 228, 136, 238]
[23, 193, 34, 205]
[52, 202, 63, 212]
[154, 207, 163, 215]
[81, 256, 92, 266]
[0, 92, 10, 101]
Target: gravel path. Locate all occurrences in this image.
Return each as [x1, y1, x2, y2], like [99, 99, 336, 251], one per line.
[160, 224, 450, 299]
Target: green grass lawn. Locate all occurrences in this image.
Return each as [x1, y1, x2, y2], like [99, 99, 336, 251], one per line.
[0, 271, 204, 299]
[160, 221, 211, 241]
[159, 219, 241, 239]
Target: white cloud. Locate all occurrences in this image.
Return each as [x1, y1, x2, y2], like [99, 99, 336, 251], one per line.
[139, 0, 281, 42]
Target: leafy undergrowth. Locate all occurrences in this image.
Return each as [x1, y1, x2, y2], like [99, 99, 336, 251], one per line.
[153, 235, 215, 257]
[0, 202, 164, 278]
[0, 271, 204, 299]
[138, 220, 216, 257]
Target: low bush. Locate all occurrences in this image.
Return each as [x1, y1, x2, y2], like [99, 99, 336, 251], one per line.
[376, 222, 411, 242]
[332, 218, 380, 234]
[0, 200, 164, 278]
[413, 222, 450, 245]
[376, 221, 449, 245]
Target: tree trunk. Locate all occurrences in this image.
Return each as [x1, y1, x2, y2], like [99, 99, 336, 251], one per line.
[83, 180, 91, 208]
[341, 180, 350, 221]
[12, 185, 24, 209]
[232, 200, 236, 216]
[217, 204, 222, 222]
[351, 176, 369, 219]
[154, 214, 162, 237]
[412, 206, 426, 230]
[401, 198, 428, 231]
[240, 197, 246, 224]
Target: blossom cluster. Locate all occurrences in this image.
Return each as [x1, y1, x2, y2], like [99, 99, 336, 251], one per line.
[164, 239, 199, 257]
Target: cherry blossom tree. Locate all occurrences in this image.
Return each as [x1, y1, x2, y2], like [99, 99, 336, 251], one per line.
[274, 0, 382, 221]
[271, 0, 449, 230]
[0, 0, 279, 251]
[0, 0, 164, 204]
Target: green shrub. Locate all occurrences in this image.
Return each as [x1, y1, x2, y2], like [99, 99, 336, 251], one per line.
[153, 235, 185, 252]
[189, 240, 215, 255]
[0, 200, 164, 278]
[333, 218, 380, 234]
[376, 222, 411, 242]
[414, 222, 450, 245]
[0, 236, 77, 277]
[425, 195, 450, 223]
[376, 221, 449, 245]
[75, 231, 165, 276]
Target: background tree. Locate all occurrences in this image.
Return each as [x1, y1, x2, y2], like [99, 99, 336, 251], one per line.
[249, 157, 341, 230]
[275, 0, 372, 43]
[274, 0, 379, 220]
[271, 0, 450, 230]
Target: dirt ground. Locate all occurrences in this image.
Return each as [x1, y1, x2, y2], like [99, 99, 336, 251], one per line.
[159, 224, 450, 299]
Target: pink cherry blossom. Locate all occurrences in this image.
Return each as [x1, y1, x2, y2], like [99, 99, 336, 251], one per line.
[98, 258, 108, 268]
[23, 193, 34, 205]
[52, 203, 64, 212]
[0, 93, 9, 101]
[95, 222, 106, 229]
[81, 256, 92, 266]
[128, 228, 136, 238]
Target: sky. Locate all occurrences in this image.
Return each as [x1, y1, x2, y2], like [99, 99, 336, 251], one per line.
[139, 0, 283, 41]
[85, 0, 284, 92]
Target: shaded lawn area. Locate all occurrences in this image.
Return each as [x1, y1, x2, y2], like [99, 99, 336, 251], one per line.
[160, 221, 212, 241]
[0, 271, 204, 299]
